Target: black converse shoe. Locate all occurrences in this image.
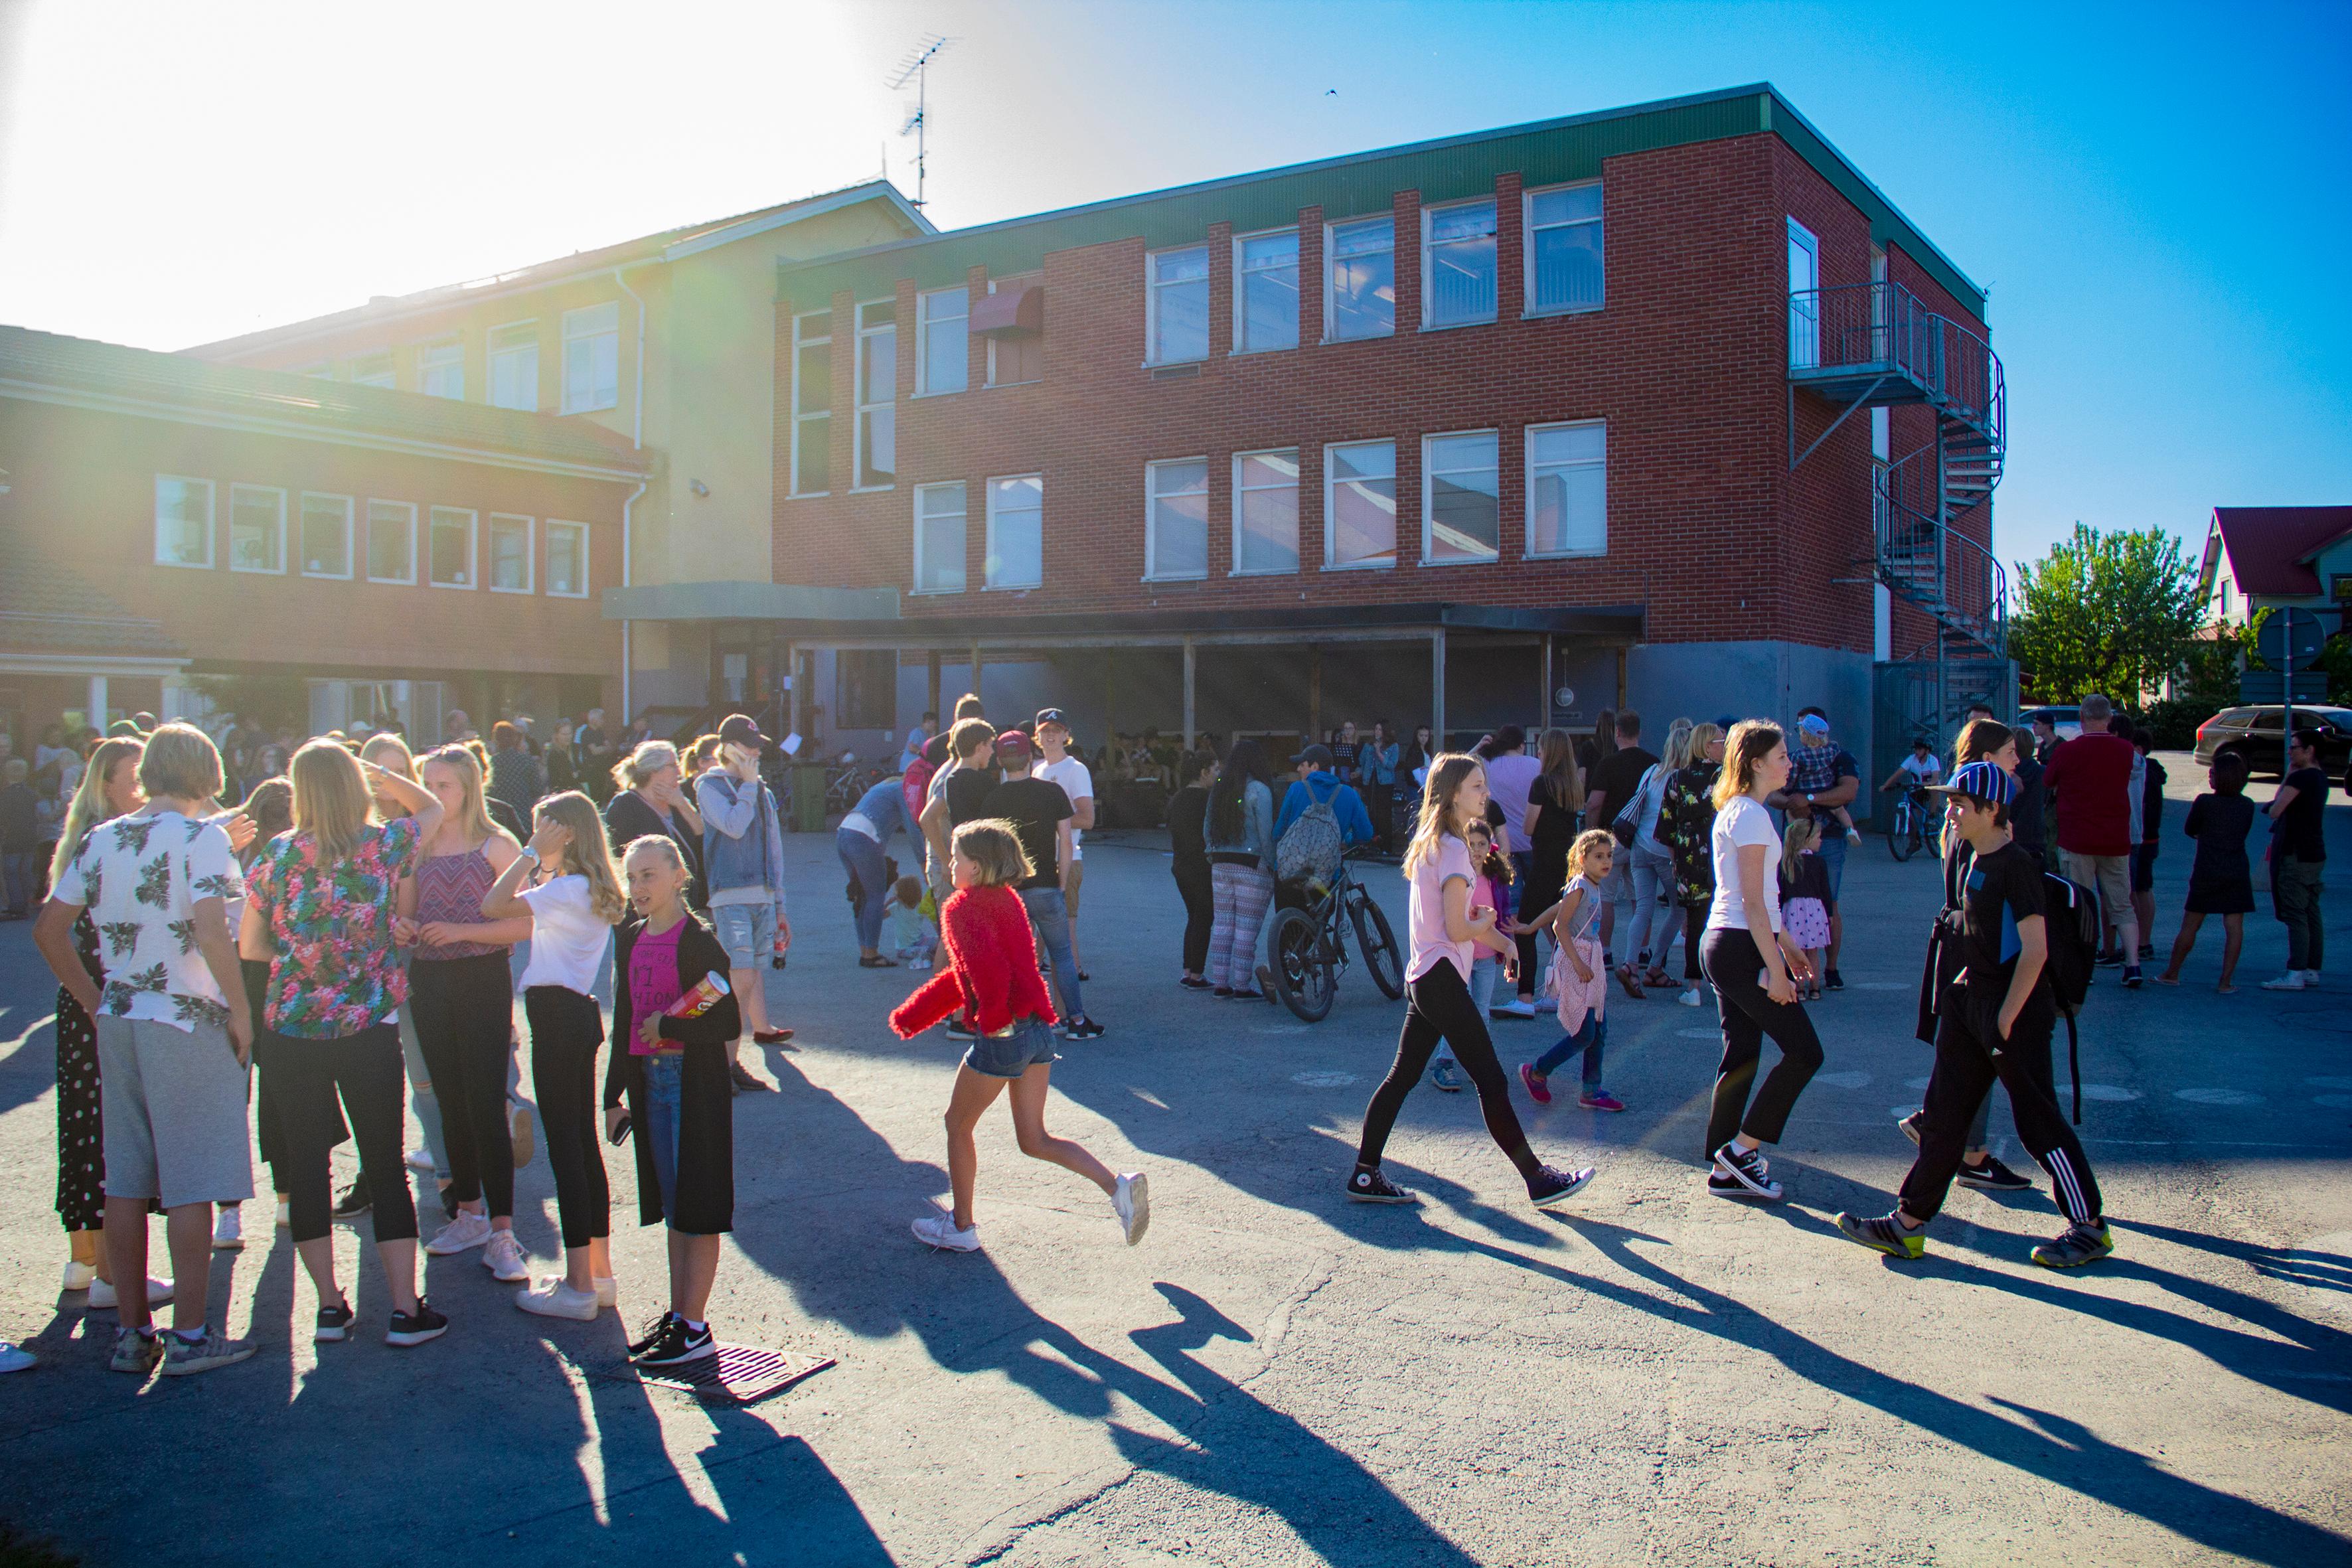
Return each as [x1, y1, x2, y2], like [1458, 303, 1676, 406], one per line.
[1346, 1166, 1419, 1204]
[1528, 1164, 1595, 1207]
[1709, 1141, 1784, 1201]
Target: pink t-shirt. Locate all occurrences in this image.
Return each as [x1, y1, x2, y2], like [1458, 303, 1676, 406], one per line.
[1407, 834, 1478, 984]
[626, 919, 686, 1056]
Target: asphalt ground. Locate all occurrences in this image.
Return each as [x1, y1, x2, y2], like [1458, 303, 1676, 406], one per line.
[0, 751, 2344, 1567]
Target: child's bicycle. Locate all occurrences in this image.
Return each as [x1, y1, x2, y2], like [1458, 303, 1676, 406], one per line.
[1261, 849, 1404, 1022]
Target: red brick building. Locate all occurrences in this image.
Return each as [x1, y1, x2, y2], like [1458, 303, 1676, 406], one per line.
[0, 326, 649, 746]
[617, 86, 2005, 766]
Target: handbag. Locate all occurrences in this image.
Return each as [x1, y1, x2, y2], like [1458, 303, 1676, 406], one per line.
[1610, 765, 1660, 849]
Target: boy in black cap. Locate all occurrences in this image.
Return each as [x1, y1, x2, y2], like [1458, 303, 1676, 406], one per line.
[1838, 761, 2114, 1269]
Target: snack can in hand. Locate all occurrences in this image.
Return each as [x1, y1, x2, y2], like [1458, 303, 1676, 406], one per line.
[664, 973, 732, 1020]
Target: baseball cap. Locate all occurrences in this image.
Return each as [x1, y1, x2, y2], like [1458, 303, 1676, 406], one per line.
[1291, 743, 1334, 767]
[994, 728, 1034, 762]
[1033, 708, 1070, 732]
[1796, 714, 1830, 737]
[716, 713, 775, 751]
[1928, 760, 2016, 807]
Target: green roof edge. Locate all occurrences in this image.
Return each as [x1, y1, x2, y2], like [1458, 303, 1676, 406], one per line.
[777, 84, 1988, 323]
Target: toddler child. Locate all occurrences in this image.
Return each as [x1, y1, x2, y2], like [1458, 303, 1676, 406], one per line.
[1518, 829, 1625, 1112]
[885, 874, 937, 969]
[1779, 817, 1834, 1001]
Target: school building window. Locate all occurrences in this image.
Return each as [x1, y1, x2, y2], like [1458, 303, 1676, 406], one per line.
[545, 520, 589, 597]
[986, 274, 1044, 386]
[917, 286, 968, 395]
[154, 475, 214, 568]
[299, 493, 354, 578]
[1526, 421, 1607, 557]
[856, 299, 897, 489]
[1146, 245, 1209, 364]
[562, 301, 620, 414]
[791, 310, 832, 495]
[985, 474, 1043, 590]
[1145, 459, 1210, 582]
[366, 500, 417, 584]
[489, 322, 538, 411]
[229, 483, 286, 573]
[913, 481, 967, 595]
[1421, 431, 1499, 563]
[1234, 229, 1299, 353]
[1524, 182, 1603, 314]
[1422, 198, 1498, 328]
[1232, 448, 1300, 576]
[428, 506, 477, 588]
[1326, 216, 1395, 341]
[417, 339, 464, 400]
[1324, 440, 1396, 569]
[488, 514, 532, 593]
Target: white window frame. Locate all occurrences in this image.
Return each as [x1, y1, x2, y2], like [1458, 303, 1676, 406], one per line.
[561, 301, 621, 414]
[349, 351, 395, 389]
[789, 309, 832, 497]
[544, 520, 590, 599]
[416, 338, 465, 400]
[1230, 447, 1301, 578]
[1143, 457, 1211, 583]
[153, 475, 214, 569]
[297, 491, 356, 580]
[228, 483, 288, 575]
[984, 273, 1044, 387]
[1522, 420, 1608, 560]
[1522, 180, 1605, 317]
[911, 481, 968, 595]
[487, 513, 534, 595]
[853, 298, 897, 492]
[427, 506, 478, 589]
[1144, 244, 1210, 366]
[915, 286, 969, 396]
[488, 321, 539, 412]
[1322, 439, 1397, 572]
[1419, 430, 1500, 565]
[365, 499, 418, 585]
[1420, 196, 1500, 331]
[983, 473, 1044, 591]
[1787, 218, 1820, 370]
[1231, 227, 1300, 354]
[1322, 214, 1397, 343]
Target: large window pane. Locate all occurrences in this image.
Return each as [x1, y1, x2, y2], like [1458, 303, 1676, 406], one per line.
[857, 302, 896, 487]
[299, 494, 352, 577]
[914, 482, 967, 594]
[489, 515, 531, 591]
[1146, 459, 1210, 580]
[1423, 431, 1499, 562]
[986, 475, 1042, 589]
[1148, 246, 1209, 364]
[1527, 422, 1607, 556]
[428, 507, 474, 587]
[154, 476, 212, 566]
[1236, 230, 1298, 353]
[1528, 184, 1604, 313]
[546, 522, 588, 596]
[1328, 217, 1394, 341]
[1787, 219, 1820, 369]
[1325, 441, 1395, 568]
[489, 323, 538, 410]
[418, 340, 464, 400]
[562, 302, 620, 413]
[366, 501, 414, 582]
[1425, 200, 1497, 327]
[793, 311, 832, 495]
[1233, 449, 1299, 575]
[919, 287, 968, 394]
[229, 485, 284, 572]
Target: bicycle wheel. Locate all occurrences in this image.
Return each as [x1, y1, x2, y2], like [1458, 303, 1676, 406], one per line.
[1350, 893, 1404, 999]
[1267, 907, 1336, 1022]
[1887, 804, 1915, 862]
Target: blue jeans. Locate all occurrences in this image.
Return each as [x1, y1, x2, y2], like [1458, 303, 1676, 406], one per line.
[644, 1052, 684, 1223]
[1018, 886, 1086, 1022]
[1816, 829, 1847, 902]
[1534, 1014, 1607, 1089]
[836, 826, 891, 951]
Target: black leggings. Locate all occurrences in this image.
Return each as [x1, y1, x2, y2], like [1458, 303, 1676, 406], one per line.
[1355, 961, 1542, 1183]
[525, 986, 609, 1249]
[1516, 852, 1565, 998]
[1684, 903, 1706, 982]
[1699, 926, 1826, 1155]
[260, 1024, 416, 1246]
[1174, 863, 1214, 975]
[410, 954, 517, 1217]
[1901, 1001, 2102, 1226]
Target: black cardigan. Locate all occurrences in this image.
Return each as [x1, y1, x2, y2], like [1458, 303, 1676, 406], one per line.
[603, 912, 742, 1235]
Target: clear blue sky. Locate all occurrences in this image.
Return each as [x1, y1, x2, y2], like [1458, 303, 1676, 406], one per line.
[3, 0, 2345, 572]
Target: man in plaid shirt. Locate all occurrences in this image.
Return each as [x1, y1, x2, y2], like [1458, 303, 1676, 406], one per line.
[1769, 706, 1861, 990]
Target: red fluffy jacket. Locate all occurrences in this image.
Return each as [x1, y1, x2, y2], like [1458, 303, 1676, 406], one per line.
[889, 883, 1058, 1038]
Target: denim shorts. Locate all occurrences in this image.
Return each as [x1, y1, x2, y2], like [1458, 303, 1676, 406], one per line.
[710, 900, 777, 967]
[964, 1015, 1058, 1079]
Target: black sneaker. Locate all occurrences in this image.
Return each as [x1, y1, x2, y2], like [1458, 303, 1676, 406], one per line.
[627, 1310, 679, 1360]
[1528, 1164, 1595, 1208]
[386, 1298, 449, 1348]
[1063, 1017, 1105, 1040]
[1897, 1109, 1925, 1146]
[1179, 976, 1212, 990]
[943, 1018, 977, 1041]
[1824, 969, 1845, 992]
[2031, 1221, 2115, 1269]
[1705, 1172, 1751, 1200]
[333, 1176, 371, 1219]
[637, 1318, 716, 1369]
[315, 1296, 354, 1344]
[2137, 943, 2156, 961]
[2122, 965, 2144, 990]
[1957, 1154, 2034, 1192]
[1346, 1166, 1419, 1204]
[2094, 950, 2125, 969]
[1709, 1141, 1785, 1201]
[1210, 986, 1233, 998]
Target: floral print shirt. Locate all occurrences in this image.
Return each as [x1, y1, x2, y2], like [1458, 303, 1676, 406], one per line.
[1660, 761, 1724, 910]
[50, 810, 243, 1032]
[246, 818, 422, 1038]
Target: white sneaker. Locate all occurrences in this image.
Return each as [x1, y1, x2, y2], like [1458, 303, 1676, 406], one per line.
[1490, 998, 1537, 1020]
[2262, 972, 2308, 991]
[86, 1275, 172, 1311]
[425, 1210, 493, 1255]
[62, 1259, 97, 1293]
[481, 1229, 529, 1283]
[1113, 1172, 1151, 1247]
[514, 1277, 600, 1321]
[212, 1207, 244, 1251]
[0, 1342, 34, 1374]
[404, 1148, 435, 1172]
[593, 1275, 617, 1309]
[1678, 987, 1705, 1008]
[911, 1213, 980, 1253]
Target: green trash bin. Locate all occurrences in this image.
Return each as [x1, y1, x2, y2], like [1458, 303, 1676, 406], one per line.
[789, 762, 828, 833]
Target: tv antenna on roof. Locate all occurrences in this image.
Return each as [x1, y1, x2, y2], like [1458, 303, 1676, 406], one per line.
[887, 34, 953, 209]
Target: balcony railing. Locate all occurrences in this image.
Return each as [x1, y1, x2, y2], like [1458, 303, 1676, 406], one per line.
[1788, 280, 2004, 446]
[1874, 454, 2007, 657]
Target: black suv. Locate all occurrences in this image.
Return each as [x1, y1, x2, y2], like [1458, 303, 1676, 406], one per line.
[2193, 705, 2352, 781]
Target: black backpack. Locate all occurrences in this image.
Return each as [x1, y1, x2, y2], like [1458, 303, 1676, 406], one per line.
[2039, 871, 2101, 1123]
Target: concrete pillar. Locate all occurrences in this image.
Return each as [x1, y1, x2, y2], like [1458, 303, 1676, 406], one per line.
[1182, 636, 1196, 751]
[87, 674, 108, 732]
[1430, 630, 1447, 751]
[927, 650, 942, 722]
[1540, 637, 1554, 737]
[784, 644, 800, 742]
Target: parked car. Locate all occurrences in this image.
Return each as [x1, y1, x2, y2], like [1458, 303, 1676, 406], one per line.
[2019, 705, 2082, 742]
[2193, 705, 2352, 781]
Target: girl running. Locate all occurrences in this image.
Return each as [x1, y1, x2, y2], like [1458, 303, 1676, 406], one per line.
[603, 835, 744, 1368]
[1518, 828, 1625, 1111]
[481, 791, 627, 1320]
[1699, 721, 1823, 1202]
[1346, 755, 1595, 1208]
[890, 819, 1149, 1253]
[1779, 817, 1833, 1001]
[410, 746, 534, 1285]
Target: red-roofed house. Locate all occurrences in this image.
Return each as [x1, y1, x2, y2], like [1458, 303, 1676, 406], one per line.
[2198, 506, 2352, 629]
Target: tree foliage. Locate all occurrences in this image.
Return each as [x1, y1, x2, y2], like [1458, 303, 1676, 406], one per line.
[2009, 523, 2206, 702]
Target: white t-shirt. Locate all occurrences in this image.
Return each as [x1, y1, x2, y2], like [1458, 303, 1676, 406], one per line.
[516, 874, 613, 994]
[1706, 794, 1784, 935]
[1899, 753, 1942, 787]
[1407, 834, 1478, 984]
[50, 809, 242, 1031]
[1032, 755, 1094, 861]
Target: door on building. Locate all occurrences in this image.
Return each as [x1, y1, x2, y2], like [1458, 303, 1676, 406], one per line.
[1786, 218, 1820, 370]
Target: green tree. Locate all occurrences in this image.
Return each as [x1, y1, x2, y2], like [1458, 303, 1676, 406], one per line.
[2009, 523, 2205, 702]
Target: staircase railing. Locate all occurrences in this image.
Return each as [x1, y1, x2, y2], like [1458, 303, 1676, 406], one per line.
[1875, 454, 2007, 658]
[1788, 280, 2005, 457]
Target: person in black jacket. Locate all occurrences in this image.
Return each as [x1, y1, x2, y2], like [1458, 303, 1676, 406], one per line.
[603, 834, 742, 1369]
[1166, 750, 1217, 988]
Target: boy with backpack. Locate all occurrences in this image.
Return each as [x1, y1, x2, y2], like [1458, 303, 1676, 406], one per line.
[1838, 761, 2114, 1269]
[1273, 745, 1377, 885]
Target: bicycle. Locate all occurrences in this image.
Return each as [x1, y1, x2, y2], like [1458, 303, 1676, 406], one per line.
[824, 755, 888, 817]
[1262, 849, 1405, 1022]
[1884, 783, 1941, 862]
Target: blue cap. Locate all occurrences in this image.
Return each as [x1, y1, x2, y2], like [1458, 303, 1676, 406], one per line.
[1931, 760, 2015, 807]
[1796, 714, 1830, 736]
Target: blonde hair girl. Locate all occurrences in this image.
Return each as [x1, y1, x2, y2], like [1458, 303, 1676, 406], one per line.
[480, 789, 627, 1320]
[1659, 717, 1697, 773]
[50, 736, 143, 887]
[1347, 753, 1595, 1210]
[1520, 826, 1626, 1111]
[360, 732, 418, 824]
[1712, 720, 1788, 811]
